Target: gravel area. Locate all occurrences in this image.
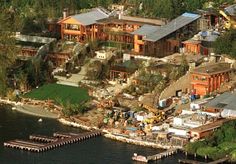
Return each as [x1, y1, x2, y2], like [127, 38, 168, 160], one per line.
[14, 104, 59, 119]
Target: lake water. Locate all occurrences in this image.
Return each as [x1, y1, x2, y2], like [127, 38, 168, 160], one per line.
[0, 105, 188, 164]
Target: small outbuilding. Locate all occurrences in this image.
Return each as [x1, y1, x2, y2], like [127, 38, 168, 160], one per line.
[204, 91, 236, 118]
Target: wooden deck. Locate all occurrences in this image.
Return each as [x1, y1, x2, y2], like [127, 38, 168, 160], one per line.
[132, 148, 178, 162]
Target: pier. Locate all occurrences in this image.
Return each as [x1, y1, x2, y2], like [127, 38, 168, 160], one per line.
[132, 148, 178, 162]
[29, 135, 58, 142]
[53, 132, 73, 138]
[4, 131, 101, 152]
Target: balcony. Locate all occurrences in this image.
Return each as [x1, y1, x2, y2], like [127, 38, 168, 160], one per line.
[63, 29, 81, 35]
[191, 80, 209, 86]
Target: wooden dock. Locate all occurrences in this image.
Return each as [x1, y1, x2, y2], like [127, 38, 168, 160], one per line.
[29, 135, 58, 142]
[179, 157, 230, 164]
[4, 131, 101, 152]
[53, 132, 73, 138]
[132, 148, 178, 163]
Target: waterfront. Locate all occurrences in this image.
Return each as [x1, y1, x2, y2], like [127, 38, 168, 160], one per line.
[0, 105, 186, 164]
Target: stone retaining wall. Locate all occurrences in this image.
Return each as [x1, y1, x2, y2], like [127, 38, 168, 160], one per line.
[159, 71, 191, 100]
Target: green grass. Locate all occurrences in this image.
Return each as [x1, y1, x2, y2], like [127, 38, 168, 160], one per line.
[24, 84, 90, 105]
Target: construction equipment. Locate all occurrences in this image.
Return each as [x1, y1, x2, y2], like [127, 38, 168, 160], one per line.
[219, 10, 236, 30]
[140, 104, 166, 124]
[143, 116, 163, 124]
[140, 104, 158, 114]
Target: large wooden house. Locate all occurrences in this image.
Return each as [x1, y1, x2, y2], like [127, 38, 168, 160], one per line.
[58, 8, 201, 58]
[58, 8, 109, 42]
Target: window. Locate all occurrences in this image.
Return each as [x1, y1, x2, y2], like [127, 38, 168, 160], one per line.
[138, 35, 143, 40]
[201, 76, 207, 81]
[71, 25, 80, 30]
[66, 24, 80, 30]
[194, 76, 199, 80]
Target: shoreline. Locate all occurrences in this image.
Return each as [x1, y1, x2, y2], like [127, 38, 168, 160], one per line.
[1, 98, 181, 150]
[0, 98, 59, 119]
[14, 104, 59, 119]
[58, 118, 182, 150]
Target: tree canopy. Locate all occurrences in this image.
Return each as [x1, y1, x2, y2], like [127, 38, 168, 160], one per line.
[185, 120, 236, 161]
[214, 30, 236, 58]
[0, 7, 20, 95]
[1, 0, 234, 22]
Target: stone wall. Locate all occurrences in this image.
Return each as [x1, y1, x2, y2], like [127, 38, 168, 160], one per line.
[159, 71, 191, 100]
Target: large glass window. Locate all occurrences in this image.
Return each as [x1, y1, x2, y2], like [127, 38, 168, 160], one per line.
[66, 24, 80, 30]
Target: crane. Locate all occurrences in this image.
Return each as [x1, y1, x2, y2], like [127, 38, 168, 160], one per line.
[219, 10, 236, 30]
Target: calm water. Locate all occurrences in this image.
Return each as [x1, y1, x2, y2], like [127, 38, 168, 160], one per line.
[0, 105, 186, 164]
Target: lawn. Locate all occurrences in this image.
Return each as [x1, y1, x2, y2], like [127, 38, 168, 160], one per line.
[24, 84, 90, 105]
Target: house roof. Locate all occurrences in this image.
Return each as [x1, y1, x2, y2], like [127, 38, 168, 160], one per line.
[191, 63, 232, 75]
[111, 60, 138, 73]
[182, 39, 201, 44]
[131, 24, 160, 36]
[59, 8, 109, 26]
[224, 4, 236, 16]
[97, 15, 165, 26]
[183, 30, 220, 44]
[190, 119, 227, 133]
[196, 8, 218, 16]
[97, 17, 149, 26]
[205, 92, 236, 110]
[144, 13, 201, 42]
[120, 15, 166, 26]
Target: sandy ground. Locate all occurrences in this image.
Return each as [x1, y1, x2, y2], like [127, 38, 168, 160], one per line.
[14, 104, 59, 119]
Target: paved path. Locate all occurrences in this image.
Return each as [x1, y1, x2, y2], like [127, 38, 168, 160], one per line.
[55, 58, 97, 87]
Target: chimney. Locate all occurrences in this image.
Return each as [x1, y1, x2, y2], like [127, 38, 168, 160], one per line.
[63, 8, 68, 19]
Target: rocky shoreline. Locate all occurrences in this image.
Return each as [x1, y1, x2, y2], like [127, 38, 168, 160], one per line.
[1, 98, 181, 150]
[58, 118, 182, 150]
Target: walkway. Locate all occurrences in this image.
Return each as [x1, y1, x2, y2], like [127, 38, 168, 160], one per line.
[55, 58, 96, 87]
